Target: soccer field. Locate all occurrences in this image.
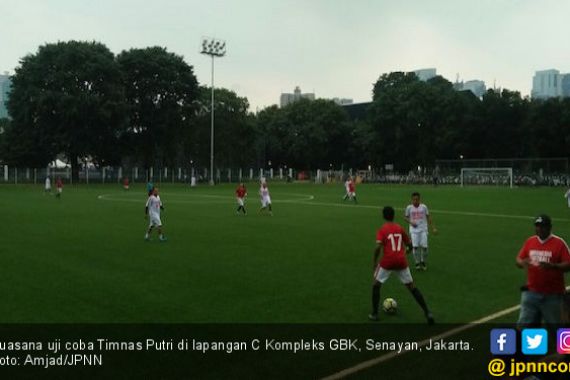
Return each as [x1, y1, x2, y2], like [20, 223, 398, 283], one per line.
[2, 182, 569, 323]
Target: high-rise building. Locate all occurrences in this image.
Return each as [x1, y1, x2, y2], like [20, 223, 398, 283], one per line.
[532, 69, 562, 99]
[454, 79, 487, 98]
[0, 73, 12, 119]
[561, 74, 570, 98]
[412, 68, 437, 81]
[280, 86, 315, 107]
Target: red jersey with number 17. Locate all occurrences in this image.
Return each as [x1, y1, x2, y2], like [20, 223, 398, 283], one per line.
[376, 222, 411, 270]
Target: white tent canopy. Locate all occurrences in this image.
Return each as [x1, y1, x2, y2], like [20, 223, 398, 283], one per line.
[49, 159, 70, 168]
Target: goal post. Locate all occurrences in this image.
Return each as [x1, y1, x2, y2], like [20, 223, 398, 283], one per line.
[460, 167, 513, 188]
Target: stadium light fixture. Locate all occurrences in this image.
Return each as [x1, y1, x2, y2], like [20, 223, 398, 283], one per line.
[200, 37, 226, 185]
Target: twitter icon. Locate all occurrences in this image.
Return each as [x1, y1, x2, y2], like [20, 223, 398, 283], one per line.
[522, 329, 548, 355]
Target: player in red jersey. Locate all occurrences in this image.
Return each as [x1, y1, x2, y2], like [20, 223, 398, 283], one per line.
[348, 180, 356, 202]
[123, 177, 130, 191]
[235, 183, 247, 215]
[55, 177, 63, 199]
[516, 214, 570, 325]
[345, 177, 358, 204]
[369, 206, 434, 324]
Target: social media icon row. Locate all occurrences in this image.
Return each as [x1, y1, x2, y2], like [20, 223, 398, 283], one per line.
[490, 328, 570, 355]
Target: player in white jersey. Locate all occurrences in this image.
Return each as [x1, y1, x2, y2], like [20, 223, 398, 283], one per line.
[342, 177, 351, 201]
[145, 188, 167, 242]
[565, 188, 570, 208]
[45, 176, 51, 193]
[404, 192, 437, 270]
[259, 182, 273, 216]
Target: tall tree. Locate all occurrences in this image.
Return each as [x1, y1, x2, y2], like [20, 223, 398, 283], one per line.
[6, 41, 127, 178]
[0, 118, 9, 133]
[526, 98, 568, 159]
[368, 72, 481, 171]
[256, 105, 289, 168]
[368, 72, 425, 170]
[190, 87, 256, 169]
[281, 99, 328, 169]
[309, 99, 352, 168]
[117, 47, 198, 169]
[433, 90, 482, 160]
[256, 99, 352, 170]
[480, 89, 529, 158]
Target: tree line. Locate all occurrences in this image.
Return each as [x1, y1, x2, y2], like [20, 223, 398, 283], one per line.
[1, 41, 569, 179]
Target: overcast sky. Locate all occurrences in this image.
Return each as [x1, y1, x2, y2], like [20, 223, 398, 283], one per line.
[2, 0, 569, 110]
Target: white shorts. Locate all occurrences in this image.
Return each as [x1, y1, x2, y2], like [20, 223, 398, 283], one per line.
[411, 231, 428, 248]
[57, 188, 62, 193]
[374, 266, 413, 284]
[261, 196, 271, 207]
[237, 197, 245, 206]
[349, 191, 356, 197]
[149, 214, 162, 227]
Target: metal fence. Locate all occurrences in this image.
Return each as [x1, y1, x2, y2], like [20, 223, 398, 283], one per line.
[0, 166, 368, 185]
[0, 165, 305, 185]
[2, 165, 569, 187]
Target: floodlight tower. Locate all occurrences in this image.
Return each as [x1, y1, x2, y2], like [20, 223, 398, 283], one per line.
[200, 37, 226, 185]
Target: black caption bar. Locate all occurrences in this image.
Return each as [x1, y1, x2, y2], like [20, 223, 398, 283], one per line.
[0, 324, 502, 379]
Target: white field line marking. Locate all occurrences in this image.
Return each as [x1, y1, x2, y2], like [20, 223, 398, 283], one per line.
[321, 304, 521, 380]
[292, 200, 570, 223]
[97, 193, 314, 204]
[98, 192, 570, 222]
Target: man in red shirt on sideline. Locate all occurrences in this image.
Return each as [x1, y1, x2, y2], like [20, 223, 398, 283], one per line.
[369, 206, 434, 324]
[516, 214, 570, 326]
[235, 183, 247, 215]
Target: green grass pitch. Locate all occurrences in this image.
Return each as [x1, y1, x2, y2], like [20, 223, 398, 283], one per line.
[1, 182, 569, 323]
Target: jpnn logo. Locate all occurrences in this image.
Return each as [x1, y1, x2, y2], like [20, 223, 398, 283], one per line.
[522, 329, 548, 355]
[490, 329, 516, 355]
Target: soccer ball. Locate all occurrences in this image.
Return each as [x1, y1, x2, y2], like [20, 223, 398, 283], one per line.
[382, 298, 398, 314]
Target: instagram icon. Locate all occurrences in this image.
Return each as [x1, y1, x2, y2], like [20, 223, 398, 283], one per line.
[557, 329, 570, 354]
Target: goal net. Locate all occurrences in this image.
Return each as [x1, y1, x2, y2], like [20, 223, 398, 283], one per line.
[460, 168, 513, 188]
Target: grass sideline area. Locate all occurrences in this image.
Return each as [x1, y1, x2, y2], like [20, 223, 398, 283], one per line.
[1, 182, 569, 323]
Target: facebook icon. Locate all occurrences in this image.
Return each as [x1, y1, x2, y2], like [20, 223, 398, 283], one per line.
[491, 329, 517, 355]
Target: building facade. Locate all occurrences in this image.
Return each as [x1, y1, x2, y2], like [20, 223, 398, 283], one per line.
[454, 79, 486, 98]
[532, 69, 563, 99]
[561, 74, 570, 98]
[0, 73, 12, 119]
[412, 68, 437, 81]
[280, 86, 315, 107]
